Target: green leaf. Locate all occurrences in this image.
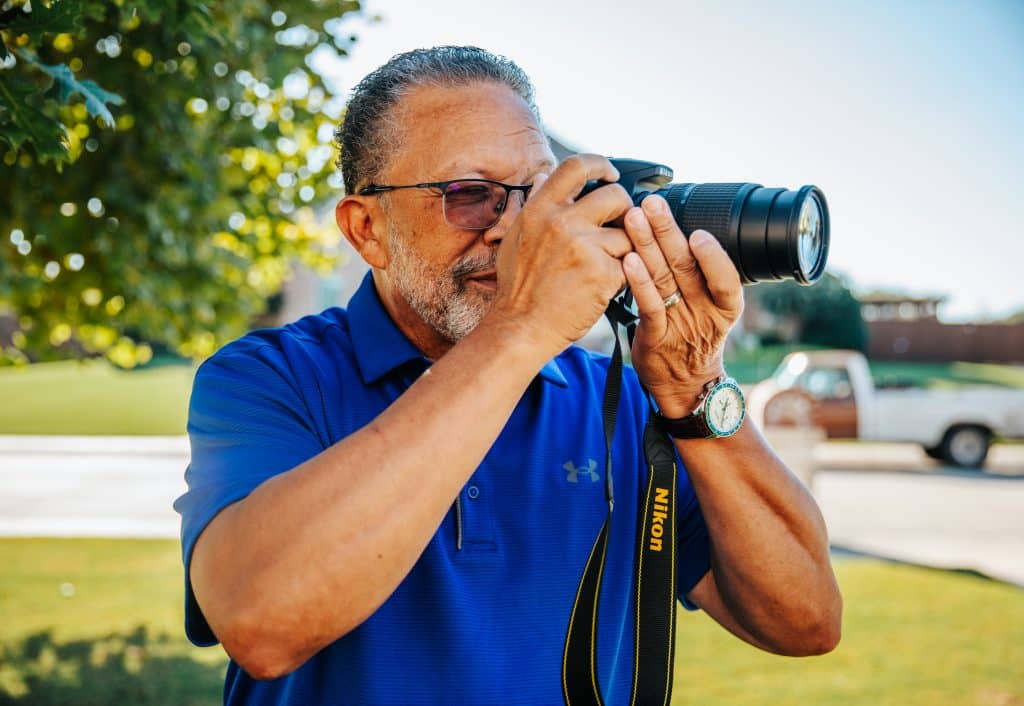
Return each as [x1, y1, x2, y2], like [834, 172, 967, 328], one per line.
[7, 1, 81, 43]
[25, 55, 124, 125]
[0, 75, 68, 162]
[1, 0, 364, 362]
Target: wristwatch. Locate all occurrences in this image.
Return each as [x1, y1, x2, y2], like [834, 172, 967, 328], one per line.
[653, 375, 746, 439]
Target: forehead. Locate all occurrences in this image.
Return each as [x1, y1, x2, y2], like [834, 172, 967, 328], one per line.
[386, 82, 554, 181]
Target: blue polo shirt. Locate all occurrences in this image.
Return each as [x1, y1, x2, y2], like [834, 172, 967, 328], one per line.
[175, 273, 710, 705]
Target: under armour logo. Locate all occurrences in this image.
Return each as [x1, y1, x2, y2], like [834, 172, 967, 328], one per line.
[564, 459, 599, 483]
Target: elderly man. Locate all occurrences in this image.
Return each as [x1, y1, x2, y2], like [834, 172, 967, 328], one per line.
[175, 46, 841, 705]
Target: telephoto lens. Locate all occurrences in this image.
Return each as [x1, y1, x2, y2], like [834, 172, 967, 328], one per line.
[581, 158, 830, 285]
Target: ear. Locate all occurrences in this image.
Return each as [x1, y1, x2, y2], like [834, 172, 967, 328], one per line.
[336, 195, 389, 269]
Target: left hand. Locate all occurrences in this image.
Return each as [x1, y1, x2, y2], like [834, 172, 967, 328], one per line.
[621, 194, 744, 419]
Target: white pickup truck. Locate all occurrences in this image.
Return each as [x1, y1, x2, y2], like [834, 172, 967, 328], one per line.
[747, 350, 1024, 468]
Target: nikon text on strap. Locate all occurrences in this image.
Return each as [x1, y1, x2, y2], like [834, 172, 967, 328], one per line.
[561, 300, 679, 706]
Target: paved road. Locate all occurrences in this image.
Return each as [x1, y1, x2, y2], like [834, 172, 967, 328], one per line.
[1, 436, 1022, 585]
[815, 469, 1024, 586]
[813, 441, 1024, 585]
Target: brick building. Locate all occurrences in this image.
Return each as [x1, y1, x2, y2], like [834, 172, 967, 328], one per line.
[860, 294, 1024, 364]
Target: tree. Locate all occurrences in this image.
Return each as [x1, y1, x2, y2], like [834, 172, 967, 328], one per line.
[1, 0, 360, 366]
[748, 272, 868, 352]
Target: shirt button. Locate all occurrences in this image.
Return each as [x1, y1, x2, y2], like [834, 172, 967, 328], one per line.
[467, 485, 480, 499]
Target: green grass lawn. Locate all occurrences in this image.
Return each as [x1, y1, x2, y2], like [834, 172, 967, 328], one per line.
[1, 353, 1021, 436]
[869, 360, 1024, 390]
[0, 360, 194, 435]
[0, 539, 1020, 705]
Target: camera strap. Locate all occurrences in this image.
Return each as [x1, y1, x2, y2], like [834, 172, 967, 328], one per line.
[562, 296, 679, 706]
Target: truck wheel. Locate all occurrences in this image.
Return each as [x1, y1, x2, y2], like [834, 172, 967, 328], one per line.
[939, 426, 990, 469]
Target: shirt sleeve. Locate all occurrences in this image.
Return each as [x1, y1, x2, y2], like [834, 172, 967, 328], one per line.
[675, 451, 711, 611]
[173, 345, 325, 646]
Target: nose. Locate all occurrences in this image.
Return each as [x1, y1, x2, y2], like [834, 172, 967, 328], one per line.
[482, 191, 526, 245]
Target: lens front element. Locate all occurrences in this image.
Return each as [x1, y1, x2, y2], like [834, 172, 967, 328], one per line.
[797, 193, 823, 277]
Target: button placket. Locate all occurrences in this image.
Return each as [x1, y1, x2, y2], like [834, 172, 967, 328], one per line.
[458, 477, 496, 553]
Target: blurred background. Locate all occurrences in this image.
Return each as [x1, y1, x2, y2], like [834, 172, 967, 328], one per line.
[1, 1, 1021, 704]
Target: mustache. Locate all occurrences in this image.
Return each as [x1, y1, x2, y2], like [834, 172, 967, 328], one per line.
[452, 251, 498, 281]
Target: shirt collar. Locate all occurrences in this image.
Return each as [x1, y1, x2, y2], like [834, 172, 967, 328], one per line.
[346, 272, 568, 388]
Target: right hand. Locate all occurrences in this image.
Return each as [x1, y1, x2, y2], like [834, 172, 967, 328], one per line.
[487, 154, 635, 355]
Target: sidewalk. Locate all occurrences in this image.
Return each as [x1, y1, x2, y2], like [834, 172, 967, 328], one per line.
[0, 435, 188, 538]
[1, 435, 1022, 587]
[0, 434, 188, 456]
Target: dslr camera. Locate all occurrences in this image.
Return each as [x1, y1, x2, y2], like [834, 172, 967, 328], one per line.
[582, 158, 830, 285]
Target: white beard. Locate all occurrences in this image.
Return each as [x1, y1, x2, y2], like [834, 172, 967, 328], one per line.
[388, 224, 497, 343]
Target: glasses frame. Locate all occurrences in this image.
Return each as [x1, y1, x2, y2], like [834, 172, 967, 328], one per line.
[358, 178, 533, 231]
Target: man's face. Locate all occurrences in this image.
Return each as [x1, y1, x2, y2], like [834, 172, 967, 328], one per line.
[378, 82, 556, 344]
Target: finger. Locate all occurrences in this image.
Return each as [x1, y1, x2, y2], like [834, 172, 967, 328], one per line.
[622, 252, 667, 339]
[590, 226, 633, 259]
[688, 230, 743, 315]
[519, 172, 548, 220]
[641, 195, 705, 303]
[533, 154, 619, 205]
[573, 182, 634, 227]
[623, 206, 677, 299]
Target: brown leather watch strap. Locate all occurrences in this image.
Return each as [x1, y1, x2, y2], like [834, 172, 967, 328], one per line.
[652, 409, 716, 439]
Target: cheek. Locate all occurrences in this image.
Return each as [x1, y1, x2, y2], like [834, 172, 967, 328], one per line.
[393, 226, 458, 276]
[389, 199, 476, 274]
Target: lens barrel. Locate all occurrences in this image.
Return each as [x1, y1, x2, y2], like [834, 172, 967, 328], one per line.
[654, 182, 829, 285]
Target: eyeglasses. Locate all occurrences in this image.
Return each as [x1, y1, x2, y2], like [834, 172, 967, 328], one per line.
[358, 178, 533, 231]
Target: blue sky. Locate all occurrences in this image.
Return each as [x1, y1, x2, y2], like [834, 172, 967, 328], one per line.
[314, 0, 1023, 322]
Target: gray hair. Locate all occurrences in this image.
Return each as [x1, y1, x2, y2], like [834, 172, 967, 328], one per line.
[335, 46, 541, 195]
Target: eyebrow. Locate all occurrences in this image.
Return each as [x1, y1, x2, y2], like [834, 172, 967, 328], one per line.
[433, 157, 557, 183]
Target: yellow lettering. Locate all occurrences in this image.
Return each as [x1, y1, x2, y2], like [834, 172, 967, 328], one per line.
[647, 487, 671, 552]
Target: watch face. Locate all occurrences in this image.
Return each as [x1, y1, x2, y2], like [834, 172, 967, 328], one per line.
[706, 381, 745, 436]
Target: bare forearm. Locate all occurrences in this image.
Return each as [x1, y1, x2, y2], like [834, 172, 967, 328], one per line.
[677, 422, 842, 654]
[191, 318, 550, 676]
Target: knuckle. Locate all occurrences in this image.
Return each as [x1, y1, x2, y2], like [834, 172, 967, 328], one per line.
[560, 154, 586, 180]
[653, 270, 676, 291]
[667, 251, 697, 274]
[632, 226, 656, 248]
[608, 183, 633, 206]
[652, 214, 677, 235]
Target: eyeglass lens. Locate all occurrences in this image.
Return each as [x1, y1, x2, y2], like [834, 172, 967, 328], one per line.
[442, 180, 525, 230]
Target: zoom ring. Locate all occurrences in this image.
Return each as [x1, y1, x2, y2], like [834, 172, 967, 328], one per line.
[679, 183, 746, 239]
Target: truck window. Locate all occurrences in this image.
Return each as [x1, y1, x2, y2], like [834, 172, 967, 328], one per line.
[799, 367, 854, 400]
